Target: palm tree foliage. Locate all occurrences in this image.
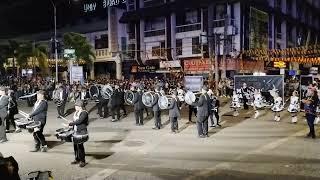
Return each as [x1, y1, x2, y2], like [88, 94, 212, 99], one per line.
[15, 42, 49, 75]
[63, 32, 96, 63]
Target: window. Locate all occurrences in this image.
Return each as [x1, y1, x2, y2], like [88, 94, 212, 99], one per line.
[176, 39, 182, 55]
[128, 0, 135, 11]
[192, 37, 201, 54]
[145, 17, 165, 31]
[152, 41, 165, 57]
[128, 44, 135, 58]
[95, 34, 108, 49]
[215, 4, 226, 19]
[152, 46, 161, 57]
[121, 37, 127, 51]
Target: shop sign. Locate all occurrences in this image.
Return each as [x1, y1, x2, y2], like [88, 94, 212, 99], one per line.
[184, 59, 211, 72]
[131, 66, 157, 73]
[160, 60, 181, 68]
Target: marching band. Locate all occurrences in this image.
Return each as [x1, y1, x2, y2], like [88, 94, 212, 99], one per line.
[1, 76, 320, 169]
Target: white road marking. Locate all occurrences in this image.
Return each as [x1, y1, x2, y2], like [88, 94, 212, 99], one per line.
[87, 169, 118, 180]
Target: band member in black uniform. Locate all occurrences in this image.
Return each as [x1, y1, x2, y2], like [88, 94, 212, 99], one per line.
[98, 92, 109, 119]
[110, 85, 120, 122]
[27, 90, 48, 152]
[168, 90, 180, 133]
[119, 84, 127, 117]
[208, 89, 221, 127]
[0, 87, 9, 143]
[69, 100, 89, 168]
[80, 87, 89, 107]
[192, 86, 210, 138]
[151, 85, 162, 130]
[133, 85, 144, 125]
[302, 88, 318, 139]
[6, 90, 19, 133]
[56, 84, 67, 118]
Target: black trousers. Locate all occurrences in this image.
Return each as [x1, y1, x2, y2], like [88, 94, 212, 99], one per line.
[6, 113, 16, 130]
[197, 116, 209, 136]
[120, 103, 127, 115]
[209, 110, 220, 126]
[73, 143, 85, 163]
[98, 101, 108, 118]
[170, 117, 178, 132]
[135, 110, 144, 125]
[33, 127, 47, 147]
[154, 111, 161, 128]
[57, 102, 66, 117]
[188, 106, 197, 122]
[306, 114, 316, 137]
[111, 106, 120, 120]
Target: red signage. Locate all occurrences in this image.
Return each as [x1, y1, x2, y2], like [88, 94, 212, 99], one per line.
[184, 59, 212, 72]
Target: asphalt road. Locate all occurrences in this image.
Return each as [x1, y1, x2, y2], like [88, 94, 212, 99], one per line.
[1, 99, 320, 180]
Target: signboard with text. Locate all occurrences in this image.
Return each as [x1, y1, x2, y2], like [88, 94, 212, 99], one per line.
[131, 66, 157, 73]
[184, 76, 204, 92]
[184, 59, 211, 73]
[71, 66, 84, 84]
[83, 0, 126, 13]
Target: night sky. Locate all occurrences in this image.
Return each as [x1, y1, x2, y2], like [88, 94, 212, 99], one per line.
[0, 0, 108, 39]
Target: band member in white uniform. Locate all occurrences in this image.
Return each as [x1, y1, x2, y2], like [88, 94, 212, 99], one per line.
[68, 100, 89, 168]
[287, 90, 300, 123]
[27, 90, 48, 152]
[253, 89, 264, 119]
[315, 90, 320, 125]
[231, 91, 241, 117]
[270, 88, 283, 122]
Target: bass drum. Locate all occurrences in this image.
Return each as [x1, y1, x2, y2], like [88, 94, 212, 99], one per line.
[89, 85, 100, 99]
[142, 91, 156, 107]
[124, 90, 135, 105]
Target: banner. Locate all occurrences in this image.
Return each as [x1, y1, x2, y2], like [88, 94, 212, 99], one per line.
[234, 75, 284, 100]
[184, 76, 204, 92]
[70, 66, 84, 84]
[249, 7, 269, 50]
[184, 59, 211, 73]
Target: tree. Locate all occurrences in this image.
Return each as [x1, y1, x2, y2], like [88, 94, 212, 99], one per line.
[0, 40, 20, 75]
[63, 32, 96, 63]
[16, 42, 49, 76]
[63, 32, 96, 80]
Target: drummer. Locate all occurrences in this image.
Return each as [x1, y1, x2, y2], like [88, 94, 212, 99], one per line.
[68, 100, 89, 168]
[27, 90, 48, 152]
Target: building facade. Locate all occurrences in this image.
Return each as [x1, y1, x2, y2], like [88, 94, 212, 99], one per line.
[119, 0, 320, 78]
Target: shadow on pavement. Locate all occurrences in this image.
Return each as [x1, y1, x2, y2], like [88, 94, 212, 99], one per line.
[188, 169, 320, 180]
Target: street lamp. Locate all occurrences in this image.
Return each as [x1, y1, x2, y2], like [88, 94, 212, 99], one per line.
[50, 0, 58, 83]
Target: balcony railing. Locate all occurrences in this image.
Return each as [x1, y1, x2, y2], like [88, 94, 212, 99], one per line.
[213, 18, 235, 28]
[144, 29, 165, 37]
[143, 0, 165, 8]
[176, 23, 201, 33]
[95, 48, 112, 59]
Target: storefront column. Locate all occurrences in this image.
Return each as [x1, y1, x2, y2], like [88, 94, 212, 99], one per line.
[116, 54, 122, 80]
[90, 62, 95, 80]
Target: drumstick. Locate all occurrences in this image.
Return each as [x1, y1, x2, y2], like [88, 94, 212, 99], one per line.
[19, 110, 29, 117]
[60, 116, 72, 123]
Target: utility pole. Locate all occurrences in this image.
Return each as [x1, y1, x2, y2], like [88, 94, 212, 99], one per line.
[50, 0, 58, 83]
[214, 34, 220, 93]
[221, 13, 229, 80]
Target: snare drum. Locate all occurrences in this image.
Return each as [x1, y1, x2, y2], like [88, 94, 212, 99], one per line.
[55, 128, 74, 142]
[26, 121, 41, 133]
[72, 133, 89, 144]
[15, 119, 33, 129]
